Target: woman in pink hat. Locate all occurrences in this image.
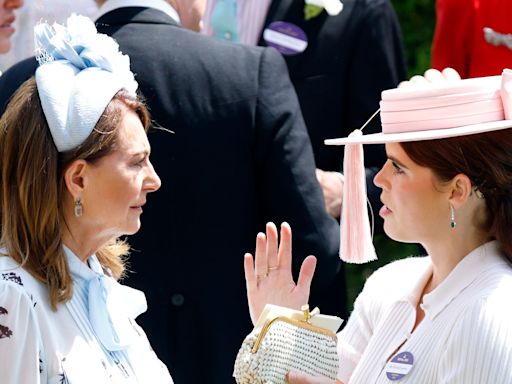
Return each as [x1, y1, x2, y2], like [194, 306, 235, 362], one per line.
[244, 68, 512, 383]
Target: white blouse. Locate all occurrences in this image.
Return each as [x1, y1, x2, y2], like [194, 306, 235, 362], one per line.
[337, 241, 512, 383]
[0, 247, 174, 383]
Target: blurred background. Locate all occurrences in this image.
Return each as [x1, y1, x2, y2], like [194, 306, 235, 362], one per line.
[393, 0, 436, 78]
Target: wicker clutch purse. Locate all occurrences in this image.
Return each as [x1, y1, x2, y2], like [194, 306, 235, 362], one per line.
[233, 304, 343, 384]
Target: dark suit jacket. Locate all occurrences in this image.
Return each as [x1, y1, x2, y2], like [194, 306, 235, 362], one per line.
[0, 7, 341, 384]
[260, 0, 406, 228]
[260, 0, 406, 172]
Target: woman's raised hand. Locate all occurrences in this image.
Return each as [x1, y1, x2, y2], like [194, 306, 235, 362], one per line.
[244, 222, 317, 324]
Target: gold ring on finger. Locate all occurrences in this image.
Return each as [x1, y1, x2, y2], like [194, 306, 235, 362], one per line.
[257, 273, 267, 281]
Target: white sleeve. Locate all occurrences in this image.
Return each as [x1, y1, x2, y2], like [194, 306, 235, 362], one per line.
[438, 296, 512, 383]
[336, 265, 384, 382]
[0, 281, 43, 384]
[335, 258, 423, 382]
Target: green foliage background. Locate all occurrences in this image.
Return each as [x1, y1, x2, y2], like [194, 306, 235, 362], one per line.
[392, 0, 436, 77]
[344, 0, 436, 311]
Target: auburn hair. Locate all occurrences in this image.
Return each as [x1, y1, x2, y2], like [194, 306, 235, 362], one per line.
[0, 78, 151, 309]
[400, 130, 512, 262]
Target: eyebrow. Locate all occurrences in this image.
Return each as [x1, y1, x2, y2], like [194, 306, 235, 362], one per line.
[387, 155, 409, 169]
[130, 149, 150, 158]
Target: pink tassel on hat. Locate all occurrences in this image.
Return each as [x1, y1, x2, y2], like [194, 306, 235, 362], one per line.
[340, 129, 377, 263]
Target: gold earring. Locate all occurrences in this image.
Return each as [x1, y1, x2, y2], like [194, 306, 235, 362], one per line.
[74, 197, 83, 217]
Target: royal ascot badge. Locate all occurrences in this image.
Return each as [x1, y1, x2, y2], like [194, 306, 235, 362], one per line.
[263, 21, 308, 55]
[385, 351, 414, 381]
[304, 0, 343, 21]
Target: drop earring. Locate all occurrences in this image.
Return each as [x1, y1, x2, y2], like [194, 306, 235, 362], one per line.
[450, 204, 456, 229]
[74, 197, 83, 217]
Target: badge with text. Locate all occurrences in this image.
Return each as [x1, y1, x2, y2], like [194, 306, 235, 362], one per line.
[385, 351, 414, 381]
[263, 21, 308, 56]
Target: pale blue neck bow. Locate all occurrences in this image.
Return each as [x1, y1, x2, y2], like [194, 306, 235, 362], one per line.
[65, 246, 147, 351]
[211, 0, 239, 42]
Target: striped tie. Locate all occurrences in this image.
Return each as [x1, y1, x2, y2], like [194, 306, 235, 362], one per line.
[211, 0, 239, 42]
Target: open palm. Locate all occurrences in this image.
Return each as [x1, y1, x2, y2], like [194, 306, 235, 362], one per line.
[244, 222, 317, 324]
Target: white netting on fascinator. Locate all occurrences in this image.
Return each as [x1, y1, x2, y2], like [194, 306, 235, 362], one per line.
[34, 14, 138, 152]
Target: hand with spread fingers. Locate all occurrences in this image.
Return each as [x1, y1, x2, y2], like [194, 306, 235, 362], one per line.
[244, 222, 317, 325]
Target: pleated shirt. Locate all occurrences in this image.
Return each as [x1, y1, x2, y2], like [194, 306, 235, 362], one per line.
[337, 241, 512, 383]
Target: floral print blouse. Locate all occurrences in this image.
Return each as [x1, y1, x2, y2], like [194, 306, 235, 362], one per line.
[0, 248, 174, 383]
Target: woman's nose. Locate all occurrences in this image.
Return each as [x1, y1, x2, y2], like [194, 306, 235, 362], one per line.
[373, 165, 386, 190]
[145, 161, 161, 193]
[5, 0, 24, 10]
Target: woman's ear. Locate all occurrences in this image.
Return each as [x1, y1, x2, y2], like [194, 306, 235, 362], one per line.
[63, 159, 87, 199]
[448, 173, 473, 208]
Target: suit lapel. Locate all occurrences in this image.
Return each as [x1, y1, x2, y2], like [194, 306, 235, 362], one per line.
[258, 0, 300, 46]
[258, 0, 332, 74]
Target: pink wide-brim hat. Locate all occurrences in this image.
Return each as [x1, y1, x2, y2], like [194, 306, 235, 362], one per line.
[325, 69, 512, 146]
[328, 69, 512, 265]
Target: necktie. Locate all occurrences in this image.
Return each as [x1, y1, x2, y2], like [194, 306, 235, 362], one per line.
[211, 0, 239, 43]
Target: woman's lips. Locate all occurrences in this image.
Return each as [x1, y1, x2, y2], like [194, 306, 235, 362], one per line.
[379, 205, 392, 217]
[0, 23, 15, 35]
[0, 16, 16, 33]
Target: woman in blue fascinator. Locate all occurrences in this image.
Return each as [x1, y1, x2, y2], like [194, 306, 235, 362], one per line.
[0, 15, 174, 383]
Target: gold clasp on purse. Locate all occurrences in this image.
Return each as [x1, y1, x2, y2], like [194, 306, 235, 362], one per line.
[251, 304, 336, 353]
[300, 304, 320, 324]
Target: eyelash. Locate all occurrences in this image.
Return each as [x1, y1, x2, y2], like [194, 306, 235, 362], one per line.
[391, 161, 404, 175]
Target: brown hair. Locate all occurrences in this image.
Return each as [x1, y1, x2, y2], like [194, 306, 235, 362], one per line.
[400, 130, 512, 262]
[0, 77, 151, 309]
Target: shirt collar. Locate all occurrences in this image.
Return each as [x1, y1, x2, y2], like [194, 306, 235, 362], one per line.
[401, 257, 433, 307]
[95, 0, 181, 24]
[422, 240, 508, 319]
[63, 245, 147, 351]
[64, 244, 103, 281]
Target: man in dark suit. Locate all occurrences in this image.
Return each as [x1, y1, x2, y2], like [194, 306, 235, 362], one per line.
[0, 1, 340, 383]
[204, 0, 406, 318]
[204, 0, 406, 194]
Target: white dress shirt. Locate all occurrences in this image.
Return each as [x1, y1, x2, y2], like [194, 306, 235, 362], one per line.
[95, 0, 180, 23]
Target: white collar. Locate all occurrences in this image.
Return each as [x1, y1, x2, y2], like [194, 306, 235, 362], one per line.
[422, 240, 509, 319]
[95, 0, 181, 24]
[63, 245, 148, 351]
